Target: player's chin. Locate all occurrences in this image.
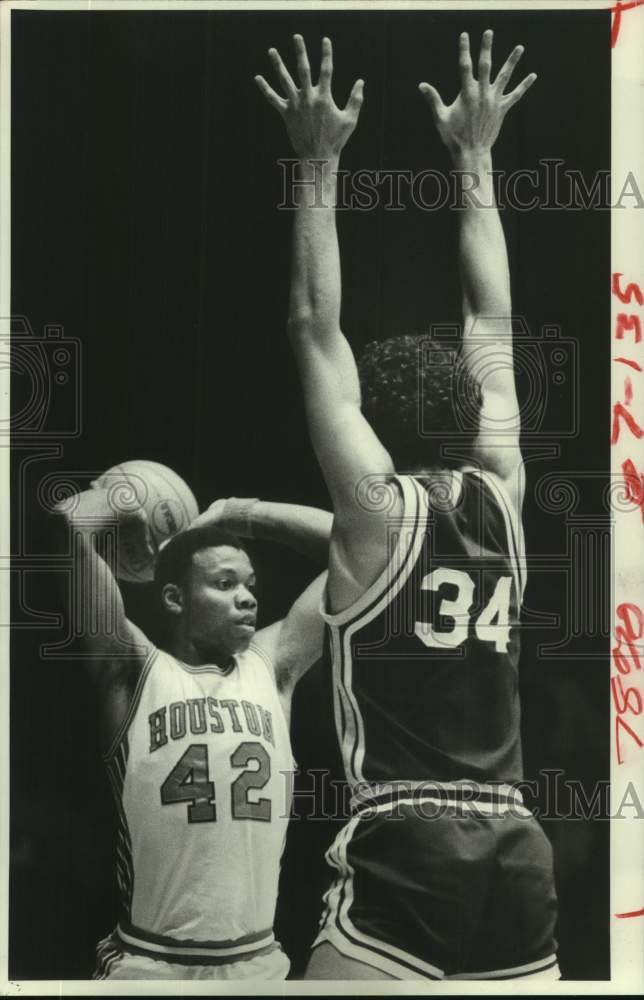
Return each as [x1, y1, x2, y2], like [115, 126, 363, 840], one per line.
[229, 625, 255, 652]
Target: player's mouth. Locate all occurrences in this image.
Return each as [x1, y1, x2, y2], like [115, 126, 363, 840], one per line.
[235, 616, 257, 632]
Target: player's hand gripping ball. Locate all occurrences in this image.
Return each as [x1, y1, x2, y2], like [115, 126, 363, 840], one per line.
[93, 460, 199, 582]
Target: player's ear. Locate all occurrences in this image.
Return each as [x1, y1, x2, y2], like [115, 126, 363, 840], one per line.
[162, 582, 183, 616]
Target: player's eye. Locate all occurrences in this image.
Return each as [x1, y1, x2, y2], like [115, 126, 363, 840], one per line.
[215, 578, 234, 590]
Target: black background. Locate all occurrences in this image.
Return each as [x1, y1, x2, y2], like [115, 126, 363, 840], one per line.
[11, 7, 610, 981]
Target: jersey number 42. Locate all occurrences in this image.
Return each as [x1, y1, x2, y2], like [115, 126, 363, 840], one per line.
[160, 741, 271, 824]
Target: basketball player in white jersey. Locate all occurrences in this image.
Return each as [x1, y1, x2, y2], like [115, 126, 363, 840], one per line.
[55, 487, 331, 980]
[257, 33, 559, 980]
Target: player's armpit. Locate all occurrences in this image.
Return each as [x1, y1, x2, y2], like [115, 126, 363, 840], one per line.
[255, 572, 328, 699]
[463, 316, 524, 509]
[471, 385, 525, 511]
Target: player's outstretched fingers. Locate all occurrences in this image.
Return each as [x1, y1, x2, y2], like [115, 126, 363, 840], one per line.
[418, 82, 446, 124]
[268, 46, 298, 98]
[503, 72, 537, 108]
[493, 44, 524, 93]
[319, 36, 334, 94]
[478, 28, 493, 86]
[459, 31, 474, 87]
[254, 74, 288, 113]
[293, 34, 312, 90]
[345, 78, 365, 120]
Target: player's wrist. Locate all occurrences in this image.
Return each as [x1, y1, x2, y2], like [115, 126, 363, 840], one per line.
[223, 497, 261, 538]
[451, 146, 493, 170]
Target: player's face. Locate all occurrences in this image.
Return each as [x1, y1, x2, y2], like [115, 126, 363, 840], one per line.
[183, 545, 258, 657]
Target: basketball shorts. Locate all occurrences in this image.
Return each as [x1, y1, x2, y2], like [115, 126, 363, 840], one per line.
[313, 781, 560, 981]
[94, 926, 290, 980]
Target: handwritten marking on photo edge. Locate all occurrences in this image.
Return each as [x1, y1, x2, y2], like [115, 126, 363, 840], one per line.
[610, 0, 644, 48]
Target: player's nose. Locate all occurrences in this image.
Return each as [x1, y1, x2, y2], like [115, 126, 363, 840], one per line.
[236, 587, 257, 610]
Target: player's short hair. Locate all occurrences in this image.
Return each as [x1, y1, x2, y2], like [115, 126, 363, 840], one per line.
[154, 526, 248, 592]
[358, 335, 483, 470]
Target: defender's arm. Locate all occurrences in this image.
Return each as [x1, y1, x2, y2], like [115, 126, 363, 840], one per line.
[256, 36, 401, 611]
[420, 30, 537, 508]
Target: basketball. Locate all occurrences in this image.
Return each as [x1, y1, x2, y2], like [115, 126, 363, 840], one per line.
[94, 460, 199, 582]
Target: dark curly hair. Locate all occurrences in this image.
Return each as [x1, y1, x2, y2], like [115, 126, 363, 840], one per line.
[358, 335, 483, 471]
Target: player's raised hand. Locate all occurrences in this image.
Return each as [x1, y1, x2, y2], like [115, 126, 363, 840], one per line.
[255, 35, 364, 158]
[188, 498, 259, 537]
[118, 505, 156, 562]
[419, 30, 536, 156]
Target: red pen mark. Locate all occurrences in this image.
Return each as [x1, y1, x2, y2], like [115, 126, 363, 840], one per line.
[612, 603, 644, 764]
[621, 458, 644, 521]
[610, 0, 644, 48]
[612, 273, 644, 306]
[616, 313, 642, 344]
[616, 907, 644, 918]
[612, 399, 643, 444]
[615, 357, 642, 371]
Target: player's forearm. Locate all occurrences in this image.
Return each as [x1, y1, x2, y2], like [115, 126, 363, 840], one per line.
[288, 156, 342, 336]
[251, 501, 332, 565]
[453, 149, 511, 321]
[211, 498, 332, 565]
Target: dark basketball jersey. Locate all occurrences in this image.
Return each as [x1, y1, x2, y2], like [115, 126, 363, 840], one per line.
[322, 470, 527, 788]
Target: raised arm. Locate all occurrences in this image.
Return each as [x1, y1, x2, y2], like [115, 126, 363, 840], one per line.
[256, 36, 402, 612]
[420, 30, 537, 507]
[52, 487, 152, 751]
[189, 496, 332, 566]
[190, 496, 331, 696]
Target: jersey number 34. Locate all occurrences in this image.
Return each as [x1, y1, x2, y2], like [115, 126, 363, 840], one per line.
[414, 569, 514, 653]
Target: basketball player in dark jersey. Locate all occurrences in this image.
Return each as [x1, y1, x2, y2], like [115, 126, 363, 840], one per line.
[256, 31, 559, 980]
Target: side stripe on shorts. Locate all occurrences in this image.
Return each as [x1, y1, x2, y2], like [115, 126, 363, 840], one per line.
[316, 816, 444, 980]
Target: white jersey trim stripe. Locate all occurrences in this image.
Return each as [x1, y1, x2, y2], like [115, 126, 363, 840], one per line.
[117, 923, 275, 958]
[351, 778, 525, 805]
[331, 626, 360, 786]
[336, 476, 429, 788]
[473, 469, 526, 602]
[321, 475, 423, 627]
[471, 470, 525, 606]
[103, 647, 158, 762]
[354, 796, 533, 819]
[325, 475, 426, 786]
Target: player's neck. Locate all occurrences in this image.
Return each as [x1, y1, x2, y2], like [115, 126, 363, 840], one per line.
[166, 631, 233, 671]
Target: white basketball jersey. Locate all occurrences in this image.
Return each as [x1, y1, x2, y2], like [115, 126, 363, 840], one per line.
[103, 643, 293, 961]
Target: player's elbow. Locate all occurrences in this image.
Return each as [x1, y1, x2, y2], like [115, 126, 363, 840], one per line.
[287, 311, 337, 355]
[287, 309, 315, 340]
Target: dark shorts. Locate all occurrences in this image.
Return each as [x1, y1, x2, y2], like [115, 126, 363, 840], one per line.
[313, 784, 559, 980]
